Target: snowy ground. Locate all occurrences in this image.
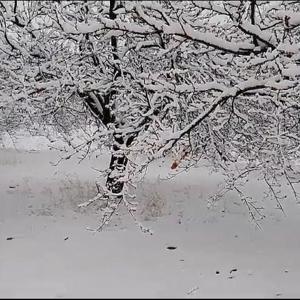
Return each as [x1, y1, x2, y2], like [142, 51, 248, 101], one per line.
[1, 137, 300, 298]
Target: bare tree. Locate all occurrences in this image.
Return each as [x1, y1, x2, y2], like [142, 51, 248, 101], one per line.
[1, 1, 300, 228]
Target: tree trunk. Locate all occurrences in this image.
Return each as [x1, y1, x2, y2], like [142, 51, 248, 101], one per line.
[105, 142, 128, 195]
[105, 132, 136, 196]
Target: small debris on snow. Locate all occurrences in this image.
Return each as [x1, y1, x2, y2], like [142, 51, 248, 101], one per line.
[166, 246, 177, 250]
[187, 286, 199, 295]
[216, 271, 220, 275]
[64, 237, 69, 241]
[6, 237, 14, 240]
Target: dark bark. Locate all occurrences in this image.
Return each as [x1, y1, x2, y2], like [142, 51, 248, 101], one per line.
[250, 0, 258, 47]
[105, 138, 128, 195]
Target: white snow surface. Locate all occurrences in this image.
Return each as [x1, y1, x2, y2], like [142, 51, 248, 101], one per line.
[1, 136, 300, 298]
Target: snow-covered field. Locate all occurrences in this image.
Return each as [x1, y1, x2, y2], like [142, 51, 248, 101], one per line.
[1, 136, 300, 298]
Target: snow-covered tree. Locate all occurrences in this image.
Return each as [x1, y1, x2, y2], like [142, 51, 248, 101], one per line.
[1, 1, 300, 228]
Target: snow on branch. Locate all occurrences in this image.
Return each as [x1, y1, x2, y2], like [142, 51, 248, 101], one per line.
[142, 82, 226, 93]
[154, 77, 290, 157]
